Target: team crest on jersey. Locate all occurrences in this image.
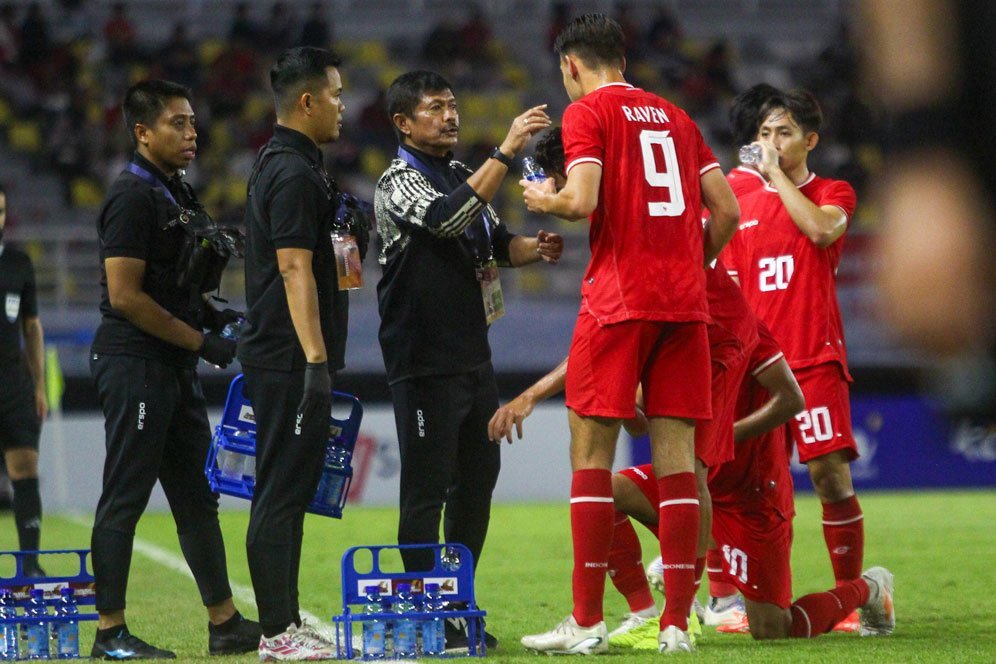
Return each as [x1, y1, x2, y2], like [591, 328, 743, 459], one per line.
[5, 293, 20, 322]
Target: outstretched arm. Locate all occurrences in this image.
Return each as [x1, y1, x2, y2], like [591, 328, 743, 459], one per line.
[488, 356, 568, 443]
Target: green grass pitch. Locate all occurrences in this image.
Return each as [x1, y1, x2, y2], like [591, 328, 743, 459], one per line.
[2, 490, 994, 662]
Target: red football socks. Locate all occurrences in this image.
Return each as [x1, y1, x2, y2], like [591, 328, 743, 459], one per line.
[657, 472, 699, 631]
[607, 513, 656, 612]
[822, 495, 864, 585]
[707, 547, 738, 598]
[789, 578, 870, 637]
[570, 469, 614, 627]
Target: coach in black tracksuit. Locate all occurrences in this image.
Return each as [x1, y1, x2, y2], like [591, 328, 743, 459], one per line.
[238, 48, 349, 648]
[89, 80, 258, 659]
[375, 71, 560, 647]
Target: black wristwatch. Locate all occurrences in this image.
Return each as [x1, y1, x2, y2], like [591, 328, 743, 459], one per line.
[490, 147, 514, 169]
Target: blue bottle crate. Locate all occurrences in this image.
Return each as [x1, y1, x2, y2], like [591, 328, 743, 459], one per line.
[0, 550, 99, 659]
[204, 374, 363, 518]
[332, 543, 487, 659]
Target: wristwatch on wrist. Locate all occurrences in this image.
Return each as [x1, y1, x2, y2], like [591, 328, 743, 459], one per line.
[490, 147, 514, 169]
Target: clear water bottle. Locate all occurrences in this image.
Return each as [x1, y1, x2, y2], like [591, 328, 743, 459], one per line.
[421, 583, 446, 656]
[220, 316, 245, 341]
[217, 446, 245, 480]
[314, 444, 350, 508]
[52, 588, 78, 659]
[392, 584, 417, 659]
[0, 590, 18, 660]
[361, 586, 385, 660]
[521, 156, 547, 182]
[24, 589, 48, 660]
[440, 546, 462, 571]
[738, 143, 763, 165]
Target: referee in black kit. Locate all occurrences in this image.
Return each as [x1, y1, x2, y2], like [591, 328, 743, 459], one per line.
[89, 80, 259, 659]
[0, 183, 48, 578]
[374, 70, 562, 650]
[239, 47, 349, 659]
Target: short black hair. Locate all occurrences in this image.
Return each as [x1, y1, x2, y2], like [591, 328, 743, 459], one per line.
[759, 88, 823, 135]
[270, 46, 342, 114]
[384, 70, 452, 141]
[123, 80, 192, 146]
[533, 127, 565, 176]
[553, 12, 625, 69]
[729, 83, 781, 146]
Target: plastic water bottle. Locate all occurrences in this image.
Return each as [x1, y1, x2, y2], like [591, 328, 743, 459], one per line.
[52, 588, 78, 659]
[0, 590, 18, 660]
[220, 316, 245, 341]
[361, 586, 385, 660]
[314, 444, 349, 508]
[392, 584, 417, 659]
[421, 583, 446, 656]
[522, 156, 547, 182]
[25, 589, 48, 660]
[739, 143, 763, 165]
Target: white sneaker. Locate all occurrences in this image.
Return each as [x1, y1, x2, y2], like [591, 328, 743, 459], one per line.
[646, 556, 665, 593]
[521, 615, 608, 655]
[703, 594, 746, 627]
[860, 567, 895, 636]
[657, 625, 694, 654]
[691, 597, 706, 625]
[288, 623, 338, 657]
[258, 628, 333, 661]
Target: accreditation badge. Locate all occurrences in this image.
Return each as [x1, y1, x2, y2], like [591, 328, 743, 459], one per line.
[5, 293, 19, 323]
[475, 259, 505, 325]
[331, 231, 363, 290]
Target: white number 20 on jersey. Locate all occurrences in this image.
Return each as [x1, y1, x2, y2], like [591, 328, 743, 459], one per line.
[758, 255, 795, 291]
[638, 130, 686, 217]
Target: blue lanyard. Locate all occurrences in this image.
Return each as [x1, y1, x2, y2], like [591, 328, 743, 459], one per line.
[125, 162, 179, 206]
[396, 145, 493, 254]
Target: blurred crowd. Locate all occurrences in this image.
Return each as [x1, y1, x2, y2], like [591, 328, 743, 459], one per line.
[0, 1, 881, 235]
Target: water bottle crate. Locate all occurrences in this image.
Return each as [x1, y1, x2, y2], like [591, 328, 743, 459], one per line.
[204, 374, 363, 519]
[333, 544, 487, 659]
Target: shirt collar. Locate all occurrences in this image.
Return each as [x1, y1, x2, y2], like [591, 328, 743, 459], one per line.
[400, 143, 454, 170]
[131, 152, 173, 183]
[272, 124, 324, 166]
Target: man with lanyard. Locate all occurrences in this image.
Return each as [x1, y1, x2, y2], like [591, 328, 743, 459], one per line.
[0, 182, 48, 579]
[239, 47, 350, 661]
[90, 79, 259, 659]
[374, 70, 562, 650]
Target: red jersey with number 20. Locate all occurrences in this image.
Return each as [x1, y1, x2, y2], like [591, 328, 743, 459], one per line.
[721, 174, 856, 376]
[562, 83, 721, 325]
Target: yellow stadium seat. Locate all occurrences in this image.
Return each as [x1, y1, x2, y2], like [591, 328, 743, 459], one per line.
[8, 120, 42, 153]
[199, 39, 226, 67]
[226, 177, 247, 206]
[71, 177, 105, 208]
[361, 147, 390, 180]
[355, 41, 389, 66]
[461, 94, 489, 120]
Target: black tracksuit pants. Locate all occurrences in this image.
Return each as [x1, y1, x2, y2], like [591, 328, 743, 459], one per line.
[391, 364, 502, 574]
[90, 353, 232, 612]
[242, 366, 328, 633]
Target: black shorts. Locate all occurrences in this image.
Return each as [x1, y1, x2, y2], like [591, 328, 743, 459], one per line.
[0, 364, 40, 451]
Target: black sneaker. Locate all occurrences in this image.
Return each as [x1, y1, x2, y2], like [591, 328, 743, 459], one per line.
[208, 614, 262, 655]
[91, 628, 176, 660]
[445, 616, 498, 653]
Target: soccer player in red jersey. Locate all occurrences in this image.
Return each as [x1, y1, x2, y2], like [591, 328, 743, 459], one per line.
[719, 89, 867, 628]
[514, 15, 740, 643]
[725, 83, 781, 198]
[610, 321, 895, 644]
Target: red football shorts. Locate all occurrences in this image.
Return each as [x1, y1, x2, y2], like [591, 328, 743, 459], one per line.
[711, 506, 793, 609]
[695, 353, 751, 468]
[789, 362, 857, 463]
[566, 313, 711, 420]
[618, 464, 657, 508]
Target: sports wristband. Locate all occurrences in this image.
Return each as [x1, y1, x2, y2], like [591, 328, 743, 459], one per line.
[490, 147, 514, 169]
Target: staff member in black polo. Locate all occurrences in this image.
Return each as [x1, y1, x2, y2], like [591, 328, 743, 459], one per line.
[375, 70, 563, 649]
[90, 80, 259, 659]
[239, 47, 348, 659]
[0, 182, 48, 578]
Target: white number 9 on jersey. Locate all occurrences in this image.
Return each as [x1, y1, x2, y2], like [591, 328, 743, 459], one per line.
[639, 130, 686, 217]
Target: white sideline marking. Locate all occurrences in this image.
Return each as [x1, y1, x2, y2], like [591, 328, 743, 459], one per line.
[64, 515, 334, 634]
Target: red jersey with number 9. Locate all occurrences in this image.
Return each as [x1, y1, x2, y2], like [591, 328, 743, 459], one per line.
[562, 83, 721, 325]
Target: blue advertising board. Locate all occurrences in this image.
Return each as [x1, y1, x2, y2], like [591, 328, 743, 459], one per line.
[629, 395, 995, 490]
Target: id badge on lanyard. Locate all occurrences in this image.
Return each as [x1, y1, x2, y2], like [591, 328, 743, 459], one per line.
[331, 230, 363, 290]
[476, 259, 505, 325]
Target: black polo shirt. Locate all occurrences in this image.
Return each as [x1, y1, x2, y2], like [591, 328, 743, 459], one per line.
[238, 124, 348, 372]
[91, 152, 201, 367]
[0, 243, 37, 370]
